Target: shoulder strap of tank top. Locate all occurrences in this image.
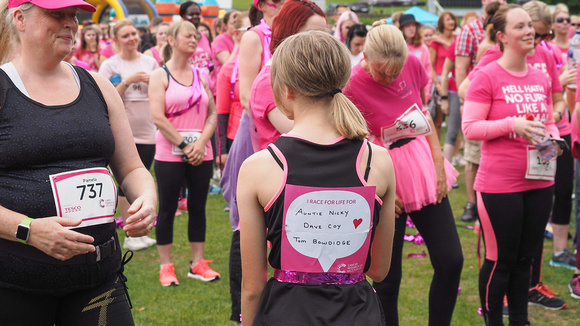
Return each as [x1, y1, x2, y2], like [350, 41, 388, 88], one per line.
[364, 140, 372, 182]
[161, 65, 171, 83]
[267, 146, 283, 169]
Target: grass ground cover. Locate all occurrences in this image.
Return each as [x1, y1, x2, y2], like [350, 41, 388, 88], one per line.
[121, 164, 580, 325]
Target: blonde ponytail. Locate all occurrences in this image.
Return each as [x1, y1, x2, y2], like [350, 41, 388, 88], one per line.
[271, 30, 368, 139]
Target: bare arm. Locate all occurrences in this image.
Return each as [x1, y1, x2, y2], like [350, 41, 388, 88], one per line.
[149, 68, 185, 148]
[267, 108, 294, 134]
[239, 31, 263, 112]
[365, 144, 396, 282]
[552, 92, 566, 124]
[184, 79, 217, 166]
[440, 58, 454, 115]
[239, 152, 271, 326]
[429, 46, 439, 88]
[455, 55, 471, 95]
[425, 112, 446, 203]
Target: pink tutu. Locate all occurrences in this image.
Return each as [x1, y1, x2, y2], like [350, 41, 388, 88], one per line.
[388, 137, 458, 213]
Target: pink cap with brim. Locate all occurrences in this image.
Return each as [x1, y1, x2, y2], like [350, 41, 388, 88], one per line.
[253, 0, 260, 7]
[8, 0, 96, 12]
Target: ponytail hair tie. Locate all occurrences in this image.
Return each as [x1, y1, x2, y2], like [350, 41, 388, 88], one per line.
[331, 88, 342, 96]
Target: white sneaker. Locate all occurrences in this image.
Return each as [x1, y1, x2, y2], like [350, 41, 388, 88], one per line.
[140, 236, 157, 247]
[123, 236, 149, 251]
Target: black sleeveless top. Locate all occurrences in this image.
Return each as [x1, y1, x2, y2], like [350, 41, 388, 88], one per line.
[0, 65, 119, 295]
[263, 135, 381, 272]
[253, 135, 386, 326]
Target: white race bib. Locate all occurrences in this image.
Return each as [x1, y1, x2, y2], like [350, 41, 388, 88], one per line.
[525, 146, 556, 180]
[381, 103, 431, 145]
[49, 168, 117, 228]
[172, 130, 204, 155]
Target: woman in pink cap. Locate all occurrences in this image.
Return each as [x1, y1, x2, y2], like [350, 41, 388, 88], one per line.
[0, 0, 157, 324]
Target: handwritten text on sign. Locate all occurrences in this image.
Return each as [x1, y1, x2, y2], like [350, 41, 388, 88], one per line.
[282, 185, 376, 273]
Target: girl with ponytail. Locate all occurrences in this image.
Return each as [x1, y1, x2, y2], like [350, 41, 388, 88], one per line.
[238, 30, 395, 325]
[344, 21, 463, 326]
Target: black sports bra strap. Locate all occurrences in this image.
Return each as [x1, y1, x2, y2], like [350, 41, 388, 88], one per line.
[267, 146, 283, 169]
[364, 141, 372, 182]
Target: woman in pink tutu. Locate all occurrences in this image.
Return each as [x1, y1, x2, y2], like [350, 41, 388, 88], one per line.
[344, 21, 463, 326]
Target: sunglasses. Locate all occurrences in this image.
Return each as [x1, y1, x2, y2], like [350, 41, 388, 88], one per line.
[572, 23, 580, 27]
[556, 17, 571, 24]
[535, 31, 553, 41]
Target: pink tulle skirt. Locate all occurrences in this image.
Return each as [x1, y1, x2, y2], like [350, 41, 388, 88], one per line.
[388, 136, 458, 213]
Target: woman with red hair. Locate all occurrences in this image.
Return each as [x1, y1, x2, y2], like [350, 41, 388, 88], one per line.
[249, 0, 327, 150]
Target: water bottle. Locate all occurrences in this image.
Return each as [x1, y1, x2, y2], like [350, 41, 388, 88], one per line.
[526, 113, 556, 162]
[567, 31, 580, 89]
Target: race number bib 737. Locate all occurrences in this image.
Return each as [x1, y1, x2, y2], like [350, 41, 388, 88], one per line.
[525, 146, 556, 180]
[49, 168, 117, 229]
[380, 103, 431, 145]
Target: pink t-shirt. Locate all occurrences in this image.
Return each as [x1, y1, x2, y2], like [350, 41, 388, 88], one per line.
[98, 54, 159, 145]
[463, 61, 557, 193]
[249, 64, 279, 150]
[473, 44, 568, 135]
[73, 59, 91, 71]
[216, 57, 243, 140]
[446, 40, 457, 92]
[75, 48, 99, 72]
[100, 44, 116, 58]
[211, 33, 235, 81]
[344, 55, 429, 146]
[155, 67, 213, 162]
[189, 32, 214, 93]
[428, 40, 450, 75]
[408, 43, 433, 103]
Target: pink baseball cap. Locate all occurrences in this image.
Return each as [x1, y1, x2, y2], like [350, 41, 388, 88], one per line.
[9, 0, 96, 12]
[253, 0, 260, 7]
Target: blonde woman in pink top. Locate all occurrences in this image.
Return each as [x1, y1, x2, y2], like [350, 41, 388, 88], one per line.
[99, 19, 159, 251]
[149, 21, 219, 287]
[462, 5, 563, 324]
[144, 22, 169, 66]
[344, 22, 462, 326]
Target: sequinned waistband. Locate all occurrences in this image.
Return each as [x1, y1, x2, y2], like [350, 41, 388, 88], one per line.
[273, 269, 366, 285]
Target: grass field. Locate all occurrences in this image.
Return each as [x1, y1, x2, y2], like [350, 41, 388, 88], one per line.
[120, 162, 580, 325]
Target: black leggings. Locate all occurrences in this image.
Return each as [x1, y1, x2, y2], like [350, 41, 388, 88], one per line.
[118, 144, 155, 197]
[154, 160, 212, 245]
[530, 134, 573, 286]
[229, 230, 242, 322]
[373, 197, 463, 326]
[0, 276, 133, 326]
[477, 186, 553, 326]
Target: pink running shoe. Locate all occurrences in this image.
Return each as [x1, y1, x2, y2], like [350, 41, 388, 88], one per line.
[160, 263, 179, 287]
[187, 259, 220, 282]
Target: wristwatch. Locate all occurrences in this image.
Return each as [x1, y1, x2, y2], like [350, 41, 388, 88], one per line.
[15, 217, 34, 244]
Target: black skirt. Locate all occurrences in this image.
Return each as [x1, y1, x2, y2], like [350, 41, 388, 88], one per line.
[253, 278, 386, 325]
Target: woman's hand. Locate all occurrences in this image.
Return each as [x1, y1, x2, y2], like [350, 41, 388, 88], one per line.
[441, 99, 449, 115]
[559, 67, 577, 87]
[514, 116, 547, 145]
[434, 156, 447, 203]
[218, 153, 228, 170]
[27, 217, 95, 261]
[394, 194, 404, 218]
[183, 141, 206, 166]
[122, 195, 157, 237]
[127, 71, 150, 85]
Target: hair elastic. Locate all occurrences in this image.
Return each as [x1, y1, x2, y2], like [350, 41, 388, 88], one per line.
[331, 89, 342, 96]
